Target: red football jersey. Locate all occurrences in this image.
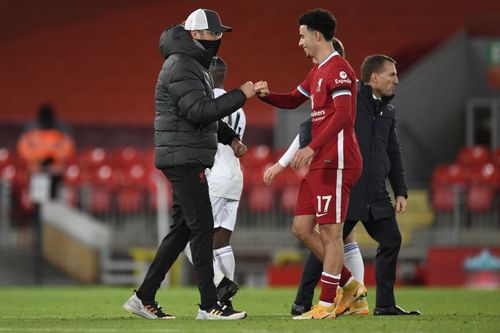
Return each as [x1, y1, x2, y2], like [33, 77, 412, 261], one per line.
[298, 51, 362, 170]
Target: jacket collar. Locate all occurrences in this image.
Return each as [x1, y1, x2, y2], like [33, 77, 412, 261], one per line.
[357, 81, 395, 106]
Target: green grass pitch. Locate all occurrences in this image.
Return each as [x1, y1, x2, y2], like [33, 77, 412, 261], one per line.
[0, 287, 499, 332]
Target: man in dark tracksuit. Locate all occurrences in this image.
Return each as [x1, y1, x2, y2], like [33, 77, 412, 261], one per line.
[123, 9, 255, 320]
[292, 55, 420, 316]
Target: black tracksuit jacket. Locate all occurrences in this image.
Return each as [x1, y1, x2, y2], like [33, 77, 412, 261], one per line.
[154, 25, 246, 169]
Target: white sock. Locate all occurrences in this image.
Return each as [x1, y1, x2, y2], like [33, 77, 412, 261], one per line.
[213, 246, 235, 280]
[343, 242, 364, 284]
[184, 243, 225, 286]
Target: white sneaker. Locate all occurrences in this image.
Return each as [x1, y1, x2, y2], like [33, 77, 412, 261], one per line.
[195, 302, 247, 320]
[122, 291, 175, 319]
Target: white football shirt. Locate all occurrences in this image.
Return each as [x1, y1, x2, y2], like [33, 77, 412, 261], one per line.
[206, 88, 246, 200]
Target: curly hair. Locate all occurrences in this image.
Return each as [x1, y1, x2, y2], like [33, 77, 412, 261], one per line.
[298, 9, 336, 41]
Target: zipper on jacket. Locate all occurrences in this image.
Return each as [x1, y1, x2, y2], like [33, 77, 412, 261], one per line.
[366, 112, 377, 206]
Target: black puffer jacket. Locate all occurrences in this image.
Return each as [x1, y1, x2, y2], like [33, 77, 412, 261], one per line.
[298, 81, 407, 221]
[154, 25, 247, 169]
[347, 81, 407, 221]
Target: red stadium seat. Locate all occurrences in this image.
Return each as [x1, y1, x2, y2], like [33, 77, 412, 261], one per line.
[468, 163, 500, 187]
[114, 146, 143, 167]
[79, 147, 111, 171]
[431, 164, 467, 213]
[466, 186, 495, 212]
[64, 164, 82, 186]
[147, 169, 173, 210]
[431, 164, 467, 189]
[242, 145, 274, 169]
[119, 163, 147, 187]
[116, 187, 144, 214]
[62, 163, 83, 207]
[457, 145, 490, 168]
[465, 163, 499, 215]
[493, 148, 500, 167]
[115, 163, 149, 214]
[1, 164, 29, 192]
[243, 162, 274, 187]
[91, 164, 118, 187]
[81, 164, 118, 214]
[431, 186, 456, 212]
[87, 187, 113, 214]
[0, 148, 12, 168]
[0, 163, 32, 213]
[281, 185, 299, 212]
[248, 186, 274, 212]
[144, 149, 156, 170]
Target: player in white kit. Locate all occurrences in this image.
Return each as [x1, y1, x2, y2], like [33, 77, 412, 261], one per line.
[185, 57, 246, 312]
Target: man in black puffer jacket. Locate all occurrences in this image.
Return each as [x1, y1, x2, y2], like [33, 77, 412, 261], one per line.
[123, 9, 254, 320]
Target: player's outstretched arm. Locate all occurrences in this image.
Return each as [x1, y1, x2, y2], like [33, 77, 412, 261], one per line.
[254, 81, 308, 109]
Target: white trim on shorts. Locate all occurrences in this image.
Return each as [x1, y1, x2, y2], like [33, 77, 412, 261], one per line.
[336, 169, 342, 223]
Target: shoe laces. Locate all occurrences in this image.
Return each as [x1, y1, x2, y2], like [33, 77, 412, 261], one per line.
[310, 304, 328, 312]
[144, 301, 166, 317]
[217, 301, 229, 312]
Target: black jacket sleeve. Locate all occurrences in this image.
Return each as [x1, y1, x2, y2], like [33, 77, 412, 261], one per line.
[298, 118, 312, 149]
[168, 63, 246, 125]
[387, 115, 408, 198]
[217, 120, 239, 145]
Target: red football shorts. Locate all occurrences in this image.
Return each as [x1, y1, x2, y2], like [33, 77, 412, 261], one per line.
[295, 168, 361, 224]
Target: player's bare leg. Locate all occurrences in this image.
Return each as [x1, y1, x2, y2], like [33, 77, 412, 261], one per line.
[292, 215, 324, 260]
[319, 223, 344, 278]
[293, 221, 342, 319]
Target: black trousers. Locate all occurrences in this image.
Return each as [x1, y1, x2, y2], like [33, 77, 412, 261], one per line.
[137, 163, 217, 309]
[294, 214, 402, 308]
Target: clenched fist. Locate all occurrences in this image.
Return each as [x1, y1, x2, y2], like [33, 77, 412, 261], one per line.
[254, 80, 270, 97]
[231, 138, 247, 158]
[240, 81, 255, 99]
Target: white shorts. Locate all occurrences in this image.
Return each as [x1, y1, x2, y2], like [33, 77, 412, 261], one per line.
[210, 196, 240, 232]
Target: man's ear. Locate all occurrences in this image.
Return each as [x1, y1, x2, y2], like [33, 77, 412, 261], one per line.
[190, 30, 199, 39]
[371, 72, 378, 84]
[314, 30, 322, 42]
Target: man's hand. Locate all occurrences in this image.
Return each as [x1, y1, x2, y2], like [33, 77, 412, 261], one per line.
[263, 162, 285, 185]
[231, 138, 247, 158]
[240, 81, 255, 99]
[395, 196, 407, 213]
[254, 80, 270, 97]
[291, 146, 314, 171]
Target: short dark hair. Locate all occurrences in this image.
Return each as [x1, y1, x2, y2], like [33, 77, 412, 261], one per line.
[298, 9, 336, 41]
[210, 57, 227, 88]
[332, 37, 345, 57]
[361, 54, 396, 83]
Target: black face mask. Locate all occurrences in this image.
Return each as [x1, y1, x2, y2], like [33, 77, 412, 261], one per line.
[196, 38, 221, 59]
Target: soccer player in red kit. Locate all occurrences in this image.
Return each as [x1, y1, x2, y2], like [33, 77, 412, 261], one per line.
[255, 9, 366, 319]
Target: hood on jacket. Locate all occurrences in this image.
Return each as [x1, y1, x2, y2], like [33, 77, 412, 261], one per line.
[159, 24, 213, 68]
